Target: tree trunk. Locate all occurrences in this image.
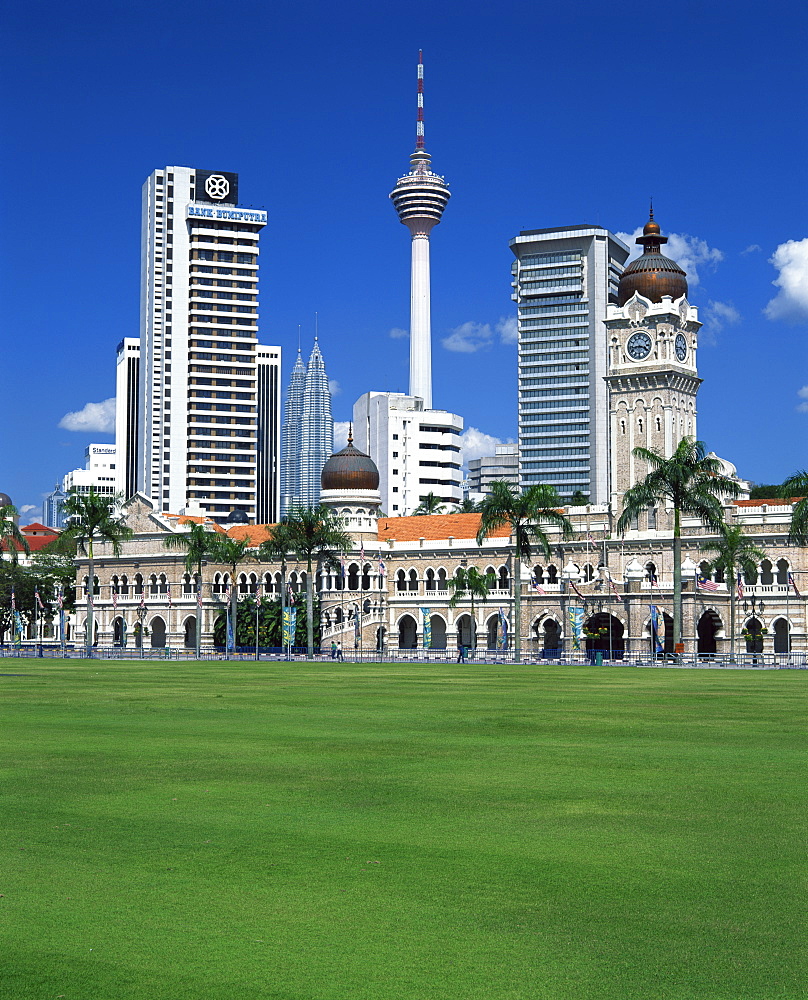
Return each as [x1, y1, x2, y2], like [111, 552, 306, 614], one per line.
[513, 544, 521, 662]
[729, 561, 736, 662]
[195, 564, 202, 659]
[280, 558, 286, 655]
[86, 538, 94, 658]
[673, 509, 682, 651]
[230, 570, 238, 656]
[306, 558, 314, 655]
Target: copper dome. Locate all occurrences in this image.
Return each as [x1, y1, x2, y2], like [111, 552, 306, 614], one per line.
[617, 208, 688, 306]
[321, 432, 380, 492]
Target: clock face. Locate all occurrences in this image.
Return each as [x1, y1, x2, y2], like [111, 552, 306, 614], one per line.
[675, 333, 688, 362]
[626, 331, 652, 361]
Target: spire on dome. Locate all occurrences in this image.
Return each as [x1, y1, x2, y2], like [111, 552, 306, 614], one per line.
[348, 423, 353, 446]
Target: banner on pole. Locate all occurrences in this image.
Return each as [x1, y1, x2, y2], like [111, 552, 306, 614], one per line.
[498, 607, 509, 650]
[226, 610, 235, 653]
[282, 606, 297, 647]
[121, 618, 128, 648]
[649, 605, 663, 653]
[421, 607, 431, 649]
[568, 606, 584, 651]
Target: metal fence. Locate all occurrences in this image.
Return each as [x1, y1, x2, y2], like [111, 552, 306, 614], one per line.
[1, 644, 805, 669]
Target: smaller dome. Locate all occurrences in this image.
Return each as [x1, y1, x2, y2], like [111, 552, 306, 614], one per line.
[321, 431, 380, 492]
[617, 208, 688, 306]
[0, 492, 13, 508]
[224, 508, 249, 524]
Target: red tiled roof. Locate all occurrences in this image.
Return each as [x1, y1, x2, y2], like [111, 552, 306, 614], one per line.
[378, 512, 510, 543]
[734, 497, 803, 507]
[225, 524, 276, 545]
[22, 522, 58, 534]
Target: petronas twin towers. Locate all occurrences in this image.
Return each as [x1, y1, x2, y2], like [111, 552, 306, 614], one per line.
[280, 339, 334, 516]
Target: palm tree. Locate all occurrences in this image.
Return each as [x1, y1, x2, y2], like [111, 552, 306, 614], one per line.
[208, 535, 254, 655]
[163, 522, 219, 658]
[455, 497, 480, 513]
[0, 504, 29, 564]
[448, 566, 495, 652]
[258, 522, 295, 652]
[701, 525, 765, 661]
[413, 492, 446, 515]
[282, 506, 352, 655]
[781, 470, 808, 545]
[476, 481, 572, 661]
[61, 489, 133, 657]
[616, 438, 741, 650]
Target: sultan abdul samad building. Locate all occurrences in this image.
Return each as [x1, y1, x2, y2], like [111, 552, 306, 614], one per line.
[78, 214, 806, 659]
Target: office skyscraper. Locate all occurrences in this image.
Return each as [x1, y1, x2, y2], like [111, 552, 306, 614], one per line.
[136, 166, 280, 520]
[509, 226, 630, 503]
[280, 341, 333, 515]
[256, 345, 282, 524]
[115, 337, 140, 500]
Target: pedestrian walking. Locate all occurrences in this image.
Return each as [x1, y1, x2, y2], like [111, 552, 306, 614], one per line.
[330, 640, 337, 660]
[337, 641, 343, 661]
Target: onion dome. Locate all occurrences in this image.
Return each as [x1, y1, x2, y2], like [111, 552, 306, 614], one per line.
[0, 492, 12, 508]
[617, 206, 688, 306]
[223, 508, 249, 524]
[321, 428, 380, 491]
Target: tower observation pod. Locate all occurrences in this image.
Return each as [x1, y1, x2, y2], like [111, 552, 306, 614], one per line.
[389, 51, 450, 411]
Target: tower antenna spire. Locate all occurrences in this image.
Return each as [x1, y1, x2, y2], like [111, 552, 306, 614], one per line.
[416, 50, 425, 150]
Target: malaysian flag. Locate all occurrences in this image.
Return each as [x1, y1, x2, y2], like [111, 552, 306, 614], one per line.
[11, 586, 16, 612]
[531, 574, 546, 594]
[569, 580, 586, 602]
[697, 576, 719, 592]
[788, 572, 802, 599]
[197, 581, 203, 609]
[139, 592, 146, 613]
[737, 571, 744, 601]
[35, 588, 45, 611]
[609, 576, 621, 599]
[287, 583, 296, 606]
[378, 557, 385, 578]
[360, 542, 365, 564]
[167, 582, 172, 608]
[112, 587, 118, 611]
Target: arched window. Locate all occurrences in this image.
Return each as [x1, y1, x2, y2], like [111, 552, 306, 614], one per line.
[546, 564, 558, 584]
[533, 566, 544, 584]
[498, 566, 509, 590]
[263, 573, 272, 594]
[363, 599, 371, 615]
[396, 570, 407, 592]
[134, 574, 143, 595]
[646, 561, 657, 584]
[149, 574, 159, 595]
[760, 559, 773, 585]
[408, 569, 418, 592]
[648, 507, 657, 530]
[437, 568, 447, 590]
[425, 569, 436, 592]
[361, 563, 371, 591]
[773, 618, 791, 654]
[638, 417, 644, 434]
[347, 563, 359, 591]
[249, 573, 258, 594]
[620, 419, 626, 436]
[582, 564, 595, 582]
[183, 574, 193, 595]
[699, 560, 712, 581]
[335, 607, 344, 624]
[776, 559, 789, 585]
[655, 415, 662, 433]
[120, 575, 129, 596]
[111, 575, 119, 593]
[158, 574, 168, 594]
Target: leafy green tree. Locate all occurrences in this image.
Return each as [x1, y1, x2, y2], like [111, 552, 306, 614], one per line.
[701, 525, 765, 661]
[208, 536, 254, 656]
[163, 522, 219, 658]
[448, 566, 495, 651]
[569, 490, 589, 506]
[476, 481, 572, 661]
[455, 497, 480, 513]
[213, 594, 315, 649]
[61, 490, 132, 656]
[749, 484, 782, 500]
[616, 438, 740, 649]
[413, 492, 446, 515]
[282, 506, 352, 654]
[781, 470, 808, 545]
[0, 504, 29, 564]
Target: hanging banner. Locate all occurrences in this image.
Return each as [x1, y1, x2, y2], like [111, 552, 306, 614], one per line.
[421, 607, 431, 649]
[498, 607, 509, 650]
[121, 618, 128, 648]
[226, 609, 235, 653]
[649, 605, 663, 653]
[354, 609, 360, 645]
[568, 606, 585, 651]
[282, 606, 297, 647]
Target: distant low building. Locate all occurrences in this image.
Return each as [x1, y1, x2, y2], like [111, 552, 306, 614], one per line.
[467, 444, 519, 496]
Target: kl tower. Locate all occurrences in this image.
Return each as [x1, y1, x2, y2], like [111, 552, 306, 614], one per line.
[389, 51, 450, 411]
[353, 53, 463, 516]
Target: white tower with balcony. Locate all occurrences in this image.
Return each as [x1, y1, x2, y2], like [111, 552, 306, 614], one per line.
[389, 52, 450, 411]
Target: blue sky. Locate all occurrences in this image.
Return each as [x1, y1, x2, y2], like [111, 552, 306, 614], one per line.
[3, 0, 807, 520]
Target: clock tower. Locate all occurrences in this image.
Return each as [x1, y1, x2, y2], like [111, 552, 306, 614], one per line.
[604, 209, 702, 512]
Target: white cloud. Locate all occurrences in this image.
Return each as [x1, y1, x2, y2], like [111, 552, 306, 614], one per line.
[496, 315, 518, 344]
[328, 379, 341, 396]
[797, 386, 808, 414]
[58, 398, 116, 433]
[742, 244, 762, 255]
[700, 299, 741, 344]
[442, 321, 493, 353]
[333, 420, 351, 450]
[616, 228, 723, 287]
[389, 327, 408, 340]
[460, 426, 515, 465]
[764, 238, 808, 323]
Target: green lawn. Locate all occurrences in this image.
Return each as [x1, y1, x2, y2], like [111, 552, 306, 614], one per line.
[0, 660, 806, 999]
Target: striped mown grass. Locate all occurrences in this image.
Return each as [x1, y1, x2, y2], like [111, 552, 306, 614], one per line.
[0, 659, 806, 999]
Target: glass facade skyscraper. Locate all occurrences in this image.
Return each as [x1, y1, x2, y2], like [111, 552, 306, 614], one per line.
[509, 226, 629, 504]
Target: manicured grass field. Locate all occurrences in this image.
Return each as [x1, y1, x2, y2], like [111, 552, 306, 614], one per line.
[0, 659, 806, 999]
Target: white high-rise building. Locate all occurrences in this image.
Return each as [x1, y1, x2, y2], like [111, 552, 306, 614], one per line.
[115, 337, 140, 500]
[509, 225, 630, 504]
[256, 345, 282, 524]
[355, 54, 463, 515]
[137, 165, 280, 520]
[63, 444, 118, 497]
